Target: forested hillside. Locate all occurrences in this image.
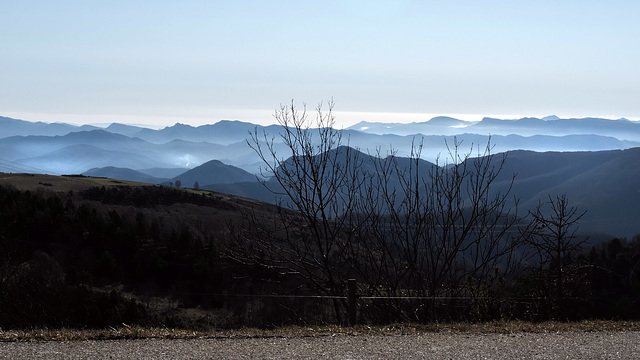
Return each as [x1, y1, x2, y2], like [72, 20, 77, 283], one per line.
[2, 146, 640, 329]
[2, 174, 640, 329]
[0, 176, 284, 328]
[2, 111, 640, 330]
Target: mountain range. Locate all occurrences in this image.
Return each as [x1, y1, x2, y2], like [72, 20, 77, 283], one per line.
[2, 115, 639, 174]
[348, 115, 640, 141]
[1, 114, 639, 238]
[203, 146, 640, 239]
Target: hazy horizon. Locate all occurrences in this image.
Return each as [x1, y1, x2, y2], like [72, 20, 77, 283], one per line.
[4, 110, 639, 130]
[2, 1, 639, 129]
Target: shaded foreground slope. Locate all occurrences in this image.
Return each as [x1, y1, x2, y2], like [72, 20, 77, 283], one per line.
[0, 173, 284, 329]
[2, 171, 640, 330]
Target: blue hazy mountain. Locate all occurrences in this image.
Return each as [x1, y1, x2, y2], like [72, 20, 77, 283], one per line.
[347, 115, 640, 141]
[19, 144, 159, 175]
[84, 159, 258, 188]
[137, 167, 190, 179]
[0, 129, 257, 174]
[348, 116, 473, 136]
[467, 117, 640, 141]
[2, 115, 640, 174]
[169, 159, 256, 187]
[104, 123, 149, 137]
[83, 166, 168, 184]
[0, 115, 100, 138]
[131, 120, 285, 145]
[1, 114, 640, 238]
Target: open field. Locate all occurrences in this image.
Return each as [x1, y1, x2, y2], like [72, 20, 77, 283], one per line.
[0, 173, 154, 193]
[0, 172, 265, 204]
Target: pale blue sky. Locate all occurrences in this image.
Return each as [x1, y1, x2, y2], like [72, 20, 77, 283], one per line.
[2, 0, 639, 127]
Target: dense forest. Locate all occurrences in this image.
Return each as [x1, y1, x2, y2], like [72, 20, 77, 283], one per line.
[0, 182, 246, 328]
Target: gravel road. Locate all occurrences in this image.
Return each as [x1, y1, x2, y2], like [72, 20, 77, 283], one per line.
[2, 331, 639, 359]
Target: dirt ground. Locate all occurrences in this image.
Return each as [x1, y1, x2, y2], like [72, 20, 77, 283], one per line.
[1, 331, 639, 359]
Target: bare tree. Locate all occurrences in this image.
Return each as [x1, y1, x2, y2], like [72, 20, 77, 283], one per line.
[227, 100, 522, 323]
[227, 100, 369, 323]
[356, 138, 521, 320]
[522, 194, 587, 316]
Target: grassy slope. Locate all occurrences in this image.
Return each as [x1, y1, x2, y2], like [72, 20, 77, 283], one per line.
[0, 173, 153, 193]
[0, 172, 269, 206]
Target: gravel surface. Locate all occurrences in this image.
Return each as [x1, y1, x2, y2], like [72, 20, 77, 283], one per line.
[1, 331, 639, 359]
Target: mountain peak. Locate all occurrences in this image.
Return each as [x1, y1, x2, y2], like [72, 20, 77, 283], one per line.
[541, 115, 560, 121]
[426, 116, 465, 125]
[170, 122, 194, 128]
[171, 158, 255, 185]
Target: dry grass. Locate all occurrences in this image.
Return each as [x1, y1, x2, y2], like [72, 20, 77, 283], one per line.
[2, 320, 640, 342]
[0, 173, 156, 193]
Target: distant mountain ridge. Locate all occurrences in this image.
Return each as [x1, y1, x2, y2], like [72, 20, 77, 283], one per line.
[1, 113, 640, 174]
[131, 120, 285, 145]
[470, 117, 640, 141]
[1, 114, 639, 238]
[347, 115, 640, 141]
[84, 159, 256, 188]
[207, 146, 640, 238]
[0, 116, 100, 138]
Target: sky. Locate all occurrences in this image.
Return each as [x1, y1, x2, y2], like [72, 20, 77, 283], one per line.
[1, 0, 639, 128]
